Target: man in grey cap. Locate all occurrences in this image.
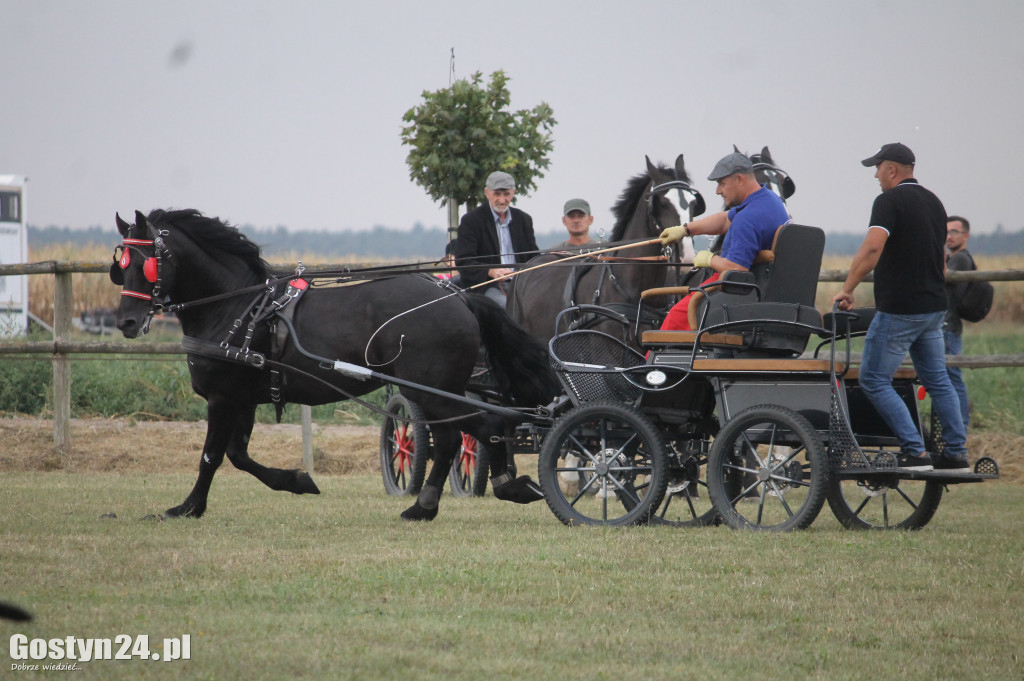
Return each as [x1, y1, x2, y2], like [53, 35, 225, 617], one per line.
[454, 170, 539, 306]
[551, 198, 600, 251]
[833, 143, 969, 472]
[656, 151, 791, 330]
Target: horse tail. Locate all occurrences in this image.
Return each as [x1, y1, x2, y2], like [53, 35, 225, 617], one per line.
[463, 293, 561, 407]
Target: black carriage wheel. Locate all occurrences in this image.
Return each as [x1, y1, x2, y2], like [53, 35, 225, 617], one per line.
[825, 472, 943, 531]
[538, 401, 668, 527]
[651, 417, 725, 528]
[379, 394, 429, 496]
[448, 433, 490, 498]
[707, 404, 827, 532]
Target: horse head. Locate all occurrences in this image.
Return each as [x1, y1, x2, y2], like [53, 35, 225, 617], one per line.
[647, 154, 706, 225]
[110, 208, 268, 339]
[611, 154, 706, 243]
[110, 210, 174, 338]
[736, 145, 796, 201]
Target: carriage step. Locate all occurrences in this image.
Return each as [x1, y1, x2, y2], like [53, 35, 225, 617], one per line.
[833, 456, 999, 484]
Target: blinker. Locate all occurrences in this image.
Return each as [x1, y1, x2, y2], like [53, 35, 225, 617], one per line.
[109, 262, 124, 285]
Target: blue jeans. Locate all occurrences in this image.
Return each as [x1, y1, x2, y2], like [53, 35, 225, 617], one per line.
[860, 311, 967, 457]
[943, 329, 970, 428]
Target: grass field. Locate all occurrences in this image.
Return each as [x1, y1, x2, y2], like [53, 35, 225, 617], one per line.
[2, 472, 1023, 681]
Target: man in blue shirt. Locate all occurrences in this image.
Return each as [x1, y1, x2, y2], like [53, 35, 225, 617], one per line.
[657, 152, 790, 330]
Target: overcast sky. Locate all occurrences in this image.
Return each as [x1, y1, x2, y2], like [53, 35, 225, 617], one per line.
[4, 0, 1022, 242]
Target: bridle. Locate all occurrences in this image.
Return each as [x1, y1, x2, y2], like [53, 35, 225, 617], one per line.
[109, 225, 173, 333]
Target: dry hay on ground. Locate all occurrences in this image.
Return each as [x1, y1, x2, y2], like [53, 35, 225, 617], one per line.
[0, 417, 380, 476]
[1, 417, 1021, 484]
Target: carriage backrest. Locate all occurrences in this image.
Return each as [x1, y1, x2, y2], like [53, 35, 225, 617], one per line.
[699, 223, 826, 357]
[758, 223, 826, 306]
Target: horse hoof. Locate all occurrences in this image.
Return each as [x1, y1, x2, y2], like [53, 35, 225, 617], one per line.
[401, 502, 439, 522]
[493, 475, 544, 504]
[293, 470, 321, 495]
[164, 504, 202, 519]
[401, 486, 440, 521]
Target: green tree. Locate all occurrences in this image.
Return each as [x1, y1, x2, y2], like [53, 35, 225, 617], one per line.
[401, 70, 556, 230]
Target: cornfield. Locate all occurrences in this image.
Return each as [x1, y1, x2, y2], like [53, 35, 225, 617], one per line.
[23, 245, 1024, 328]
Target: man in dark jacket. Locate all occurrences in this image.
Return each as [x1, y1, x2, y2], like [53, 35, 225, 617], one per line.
[454, 171, 539, 306]
[833, 143, 969, 472]
[944, 215, 974, 428]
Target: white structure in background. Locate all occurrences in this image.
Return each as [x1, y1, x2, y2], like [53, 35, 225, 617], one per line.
[0, 175, 29, 336]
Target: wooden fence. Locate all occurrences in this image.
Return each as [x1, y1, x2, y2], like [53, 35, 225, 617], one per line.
[1, 260, 1022, 459]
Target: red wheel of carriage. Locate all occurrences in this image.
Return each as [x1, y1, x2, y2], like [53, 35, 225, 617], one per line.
[379, 394, 429, 496]
[448, 432, 490, 497]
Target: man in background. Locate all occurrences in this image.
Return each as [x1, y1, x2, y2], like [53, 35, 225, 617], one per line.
[551, 198, 599, 251]
[454, 171, 538, 306]
[944, 215, 974, 429]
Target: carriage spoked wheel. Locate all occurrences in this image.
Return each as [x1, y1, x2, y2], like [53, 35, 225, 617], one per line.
[650, 419, 724, 527]
[707, 404, 827, 531]
[825, 451, 943, 531]
[447, 432, 490, 497]
[538, 402, 668, 527]
[379, 394, 429, 496]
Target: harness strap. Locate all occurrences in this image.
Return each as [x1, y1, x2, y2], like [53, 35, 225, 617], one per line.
[181, 335, 267, 368]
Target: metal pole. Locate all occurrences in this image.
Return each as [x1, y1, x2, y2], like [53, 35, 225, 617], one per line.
[448, 199, 459, 245]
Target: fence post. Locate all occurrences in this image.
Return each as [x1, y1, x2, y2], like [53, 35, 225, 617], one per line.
[301, 405, 314, 473]
[53, 271, 72, 456]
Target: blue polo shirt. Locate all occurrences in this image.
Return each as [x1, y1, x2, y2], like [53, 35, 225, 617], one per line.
[720, 185, 791, 268]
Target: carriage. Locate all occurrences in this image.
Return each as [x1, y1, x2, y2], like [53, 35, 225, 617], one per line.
[107, 153, 997, 530]
[382, 220, 999, 531]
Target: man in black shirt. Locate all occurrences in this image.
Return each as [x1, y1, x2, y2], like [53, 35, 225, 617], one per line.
[944, 215, 974, 428]
[833, 143, 969, 472]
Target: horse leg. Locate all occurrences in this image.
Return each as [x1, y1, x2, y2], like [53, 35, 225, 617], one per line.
[475, 414, 544, 505]
[222, 403, 320, 495]
[401, 424, 460, 521]
[164, 397, 235, 518]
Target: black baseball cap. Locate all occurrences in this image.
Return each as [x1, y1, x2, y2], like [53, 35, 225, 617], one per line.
[861, 143, 915, 167]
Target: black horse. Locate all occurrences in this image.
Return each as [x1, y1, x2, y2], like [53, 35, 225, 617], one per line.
[508, 155, 704, 344]
[110, 209, 559, 521]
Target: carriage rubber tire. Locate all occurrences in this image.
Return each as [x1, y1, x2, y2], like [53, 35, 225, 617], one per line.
[379, 394, 429, 496]
[825, 476, 943, 531]
[538, 401, 669, 527]
[707, 404, 827, 532]
[448, 434, 490, 498]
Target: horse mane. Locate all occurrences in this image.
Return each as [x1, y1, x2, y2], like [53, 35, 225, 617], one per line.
[609, 164, 673, 242]
[146, 208, 270, 277]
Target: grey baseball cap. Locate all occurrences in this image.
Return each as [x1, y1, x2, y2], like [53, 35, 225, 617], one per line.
[707, 152, 754, 181]
[861, 142, 915, 167]
[563, 198, 591, 215]
[485, 171, 516, 190]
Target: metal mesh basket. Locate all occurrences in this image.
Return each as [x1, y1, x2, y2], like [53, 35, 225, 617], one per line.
[550, 330, 645, 404]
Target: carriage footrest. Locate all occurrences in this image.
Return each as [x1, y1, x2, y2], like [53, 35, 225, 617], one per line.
[832, 468, 999, 484]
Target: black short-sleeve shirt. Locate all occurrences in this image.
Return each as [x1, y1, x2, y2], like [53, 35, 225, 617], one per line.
[868, 179, 948, 315]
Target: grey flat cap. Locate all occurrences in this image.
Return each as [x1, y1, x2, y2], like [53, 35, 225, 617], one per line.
[707, 152, 754, 181]
[563, 198, 591, 215]
[486, 171, 516, 190]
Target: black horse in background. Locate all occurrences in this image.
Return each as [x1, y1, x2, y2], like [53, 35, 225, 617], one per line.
[508, 155, 704, 345]
[110, 209, 559, 521]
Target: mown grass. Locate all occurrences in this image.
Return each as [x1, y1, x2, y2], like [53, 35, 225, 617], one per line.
[2, 472, 1022, 681]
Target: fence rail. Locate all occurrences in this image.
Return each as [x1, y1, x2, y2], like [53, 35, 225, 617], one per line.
[2, 261, 1023, 458]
